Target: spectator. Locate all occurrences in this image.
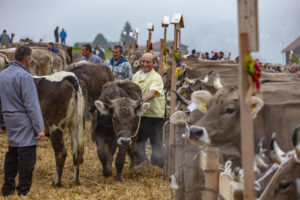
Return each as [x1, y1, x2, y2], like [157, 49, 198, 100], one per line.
[200, 53, 207, 60]
[54, 26, 59, 43]
[81, 43, 102, 64]
[59, 28, 67, 45]
[105, 45, 132, 80]
[187, 49, 196, 59]
[183, 50, 189, 59]
[0, 45, 45, 196]
[47, 42, 59, 53]
[0, 29, 11, 48]
[218, 51, 225, 60]
[205, 52, 210, 60]
[210, 52, 219, 60]
[132, 53, 165, 168]
[195, 52, 201, 59]
[92, 43, 106, 61]
[235, 56, 240, 63]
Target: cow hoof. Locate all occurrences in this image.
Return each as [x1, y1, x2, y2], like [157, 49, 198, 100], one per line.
[72, 180, 81, 186]
[52, 181, 63, 187]
[102, 168, 112, 177]
[115, 176, 122, 182]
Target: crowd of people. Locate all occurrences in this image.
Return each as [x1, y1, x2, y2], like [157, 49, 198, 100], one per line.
[184, 49, 231, 61]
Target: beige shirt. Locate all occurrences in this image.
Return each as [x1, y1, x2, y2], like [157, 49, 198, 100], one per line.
[132, 69, 165, 118]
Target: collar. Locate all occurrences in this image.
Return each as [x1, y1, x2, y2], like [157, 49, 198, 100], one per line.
[110, 56, 127, 66]
[11, 61, 30, 73]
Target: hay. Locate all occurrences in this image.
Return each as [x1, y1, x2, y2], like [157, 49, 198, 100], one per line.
[0, 122, 171, 199]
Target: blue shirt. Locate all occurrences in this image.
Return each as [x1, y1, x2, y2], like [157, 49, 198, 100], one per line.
[0, 62, 44, 147]
[81, 54, 102, 64]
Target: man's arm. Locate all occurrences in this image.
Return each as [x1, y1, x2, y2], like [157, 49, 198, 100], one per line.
[0, 97, 5, 130]
[142, 90, 157, 103]
[21, 75, 45, 138]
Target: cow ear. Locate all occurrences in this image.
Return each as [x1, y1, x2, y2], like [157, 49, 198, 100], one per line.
[251, 96, 264, 119]
[136, 102, 150, 116]
[95, 100, 109, 115]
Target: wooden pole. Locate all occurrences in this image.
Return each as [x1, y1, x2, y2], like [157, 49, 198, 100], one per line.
[134, 33, 138, 53]
[178, 30, 181, 50]
[169, 23, 179, 177]
[238, 1, 259, 199]
[159, 39, 164, 76]
[239, 33, 255, 200]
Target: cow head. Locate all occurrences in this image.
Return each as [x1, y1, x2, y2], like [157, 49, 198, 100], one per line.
[95, 97, 150, 145]
[188, 86, 264, 153]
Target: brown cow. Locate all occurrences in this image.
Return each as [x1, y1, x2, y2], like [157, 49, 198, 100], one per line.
[68, 62, 115, 140]
[188, 82, 300, 167]
[33, 71, 86, 186]
[94, 81, 150, 181]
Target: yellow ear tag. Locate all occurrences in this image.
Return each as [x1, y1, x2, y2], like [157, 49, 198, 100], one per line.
[182, 92, 187, 97]
[252, 106, 256, 115]
[198, 103, 207, 111]
[177, 118, 183, 122]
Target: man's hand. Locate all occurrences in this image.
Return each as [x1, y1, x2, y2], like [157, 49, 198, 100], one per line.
[35, 132, 45, 141]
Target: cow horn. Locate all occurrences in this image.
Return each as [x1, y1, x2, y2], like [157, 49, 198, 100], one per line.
[201, 70, 213, 84]
[256, 137, 265, 154]
[292, 125, 300, 156]
[184, 77, 195, 85]
[213, 73, 223, 90]
[270, 132, 286, 164]
[170, 90, 190, 105]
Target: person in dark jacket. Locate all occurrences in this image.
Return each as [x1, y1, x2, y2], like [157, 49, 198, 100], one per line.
[187, 49, 197, 59]
[92, 43, 106, 61]
[54, 26, 59, 43]
[47, 42, 59, 53]
[0, 45, 45, 196]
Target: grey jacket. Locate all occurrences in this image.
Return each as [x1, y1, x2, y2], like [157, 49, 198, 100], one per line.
[0, 62, 44, 147]
[81, 54, 103, 64]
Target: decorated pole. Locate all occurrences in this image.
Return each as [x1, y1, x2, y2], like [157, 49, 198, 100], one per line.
[134, 28, 139, 54]
[146, 22, 154, 53]
[159, 16, 170, 76]
[128, 32, 133, 56]
[238, 0, 259, 199]
[122, 31, 126, 51]
[168, 13, 184, 179]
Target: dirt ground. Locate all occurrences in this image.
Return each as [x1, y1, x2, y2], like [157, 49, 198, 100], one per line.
[0, 122, 171, 200]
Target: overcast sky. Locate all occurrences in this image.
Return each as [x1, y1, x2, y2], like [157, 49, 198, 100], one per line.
[1, 0, 299, 63]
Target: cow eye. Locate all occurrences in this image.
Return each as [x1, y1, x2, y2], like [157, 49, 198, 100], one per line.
[224, 107, 235, 114]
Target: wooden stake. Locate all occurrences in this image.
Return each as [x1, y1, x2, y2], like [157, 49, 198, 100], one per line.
[134, 33, 138, 53]
[159, 39, 164, 76]
[239, 33, 255, 200]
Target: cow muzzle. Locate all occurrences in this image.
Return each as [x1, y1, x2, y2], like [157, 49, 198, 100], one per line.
[117, 137, 132, 145]
[188, 125, 210, 145]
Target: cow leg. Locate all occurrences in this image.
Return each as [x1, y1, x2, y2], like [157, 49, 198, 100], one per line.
[115, 146, 128, 182]
[128, 143, 136, 168]
[90, 110, 97, 141]
[95, 135, 113, 177]
[50, 129, 67, 187]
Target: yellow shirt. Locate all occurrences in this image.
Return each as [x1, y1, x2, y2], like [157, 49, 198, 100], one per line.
[132, 69, 165, 118]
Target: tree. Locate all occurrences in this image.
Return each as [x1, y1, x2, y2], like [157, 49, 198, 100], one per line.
[120, 21, 134, 49]
[92, 33, 108, 49]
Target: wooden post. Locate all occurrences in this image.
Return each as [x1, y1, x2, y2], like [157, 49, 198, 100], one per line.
[134, 32, 138, 53]
[11, 33, 15, 44]
[159, 39, 164, 76]
[289, 50, 293, 65]
[238, 0, 259, 199]
[147, 30, 152, 52]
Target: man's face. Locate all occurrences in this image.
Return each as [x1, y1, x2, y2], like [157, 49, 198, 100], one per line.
[140, 54, 154, 73]
[81, 46, 88, 56]
[96, 44, 101, 50]
[47, 44, 52, 49]
[112, 48, 122, 61]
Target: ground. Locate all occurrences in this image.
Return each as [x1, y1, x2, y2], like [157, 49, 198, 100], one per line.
[0, 122, 171, 200]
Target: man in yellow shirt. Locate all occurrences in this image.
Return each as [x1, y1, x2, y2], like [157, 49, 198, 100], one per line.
[132, 53, 165, 168]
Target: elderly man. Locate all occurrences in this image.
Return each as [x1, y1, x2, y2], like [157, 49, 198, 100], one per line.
[132, 53, 165, 168]
[81, 43, 102, 64]
[0, 45, 45, 196]
[105, 45, 132, 80]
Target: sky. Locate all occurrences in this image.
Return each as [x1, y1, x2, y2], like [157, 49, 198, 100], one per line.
[1, 0, 299, 64]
